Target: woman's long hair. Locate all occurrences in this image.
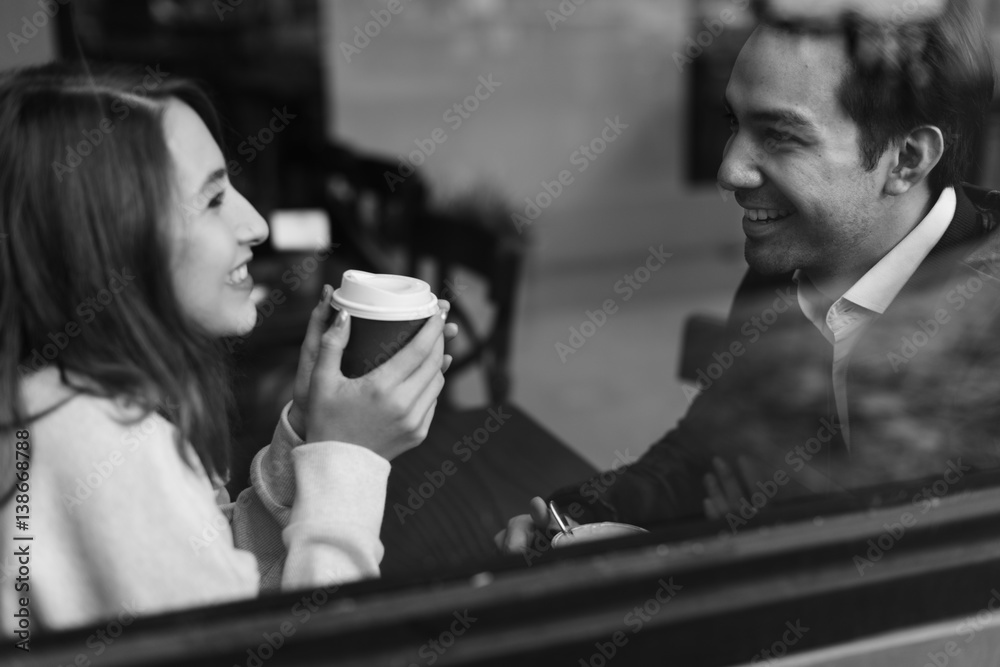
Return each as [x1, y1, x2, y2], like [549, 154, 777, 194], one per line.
[0, 62, 238, 485]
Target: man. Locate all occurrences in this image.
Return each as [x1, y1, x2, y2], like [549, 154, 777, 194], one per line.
[498, 0, 1000, 553]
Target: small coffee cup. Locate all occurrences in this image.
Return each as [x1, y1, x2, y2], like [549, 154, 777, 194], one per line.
[331, 270, 440, 378]
[550, 522, 648, 548]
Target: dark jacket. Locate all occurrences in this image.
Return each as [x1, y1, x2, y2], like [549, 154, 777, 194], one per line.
[550, 184, 1000, 526]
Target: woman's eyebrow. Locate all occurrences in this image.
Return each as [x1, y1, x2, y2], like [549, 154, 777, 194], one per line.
[198, 167, 227, 194]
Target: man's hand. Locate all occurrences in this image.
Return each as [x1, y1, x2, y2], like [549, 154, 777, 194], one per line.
[494, 497, 580, 555]
[288, 285, 457, 439]
[702, 456, 756, 520]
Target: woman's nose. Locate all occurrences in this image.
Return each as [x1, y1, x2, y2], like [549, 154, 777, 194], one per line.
[233, 192, 270, 246]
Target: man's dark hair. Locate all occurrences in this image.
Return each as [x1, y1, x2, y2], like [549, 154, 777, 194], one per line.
[836, 0, 996, 195]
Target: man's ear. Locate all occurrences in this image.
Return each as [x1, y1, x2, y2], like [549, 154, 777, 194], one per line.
[884, 126, 944, 196]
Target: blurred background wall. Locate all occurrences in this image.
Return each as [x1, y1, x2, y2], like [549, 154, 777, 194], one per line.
[0, 0, 57, 69]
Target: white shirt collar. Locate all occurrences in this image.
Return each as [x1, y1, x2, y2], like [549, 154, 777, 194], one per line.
[841, 187, 956, 314]
[792, 186, 956, 315]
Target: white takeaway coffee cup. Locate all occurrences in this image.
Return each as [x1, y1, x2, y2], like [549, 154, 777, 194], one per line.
[331, 270, 440, 377]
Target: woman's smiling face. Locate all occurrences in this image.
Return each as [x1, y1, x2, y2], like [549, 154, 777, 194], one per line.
[162, 98, 269, 337]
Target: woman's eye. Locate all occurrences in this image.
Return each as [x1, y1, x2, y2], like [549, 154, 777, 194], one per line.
[208, 192, 225, 209]
[725, 113, 738, 133]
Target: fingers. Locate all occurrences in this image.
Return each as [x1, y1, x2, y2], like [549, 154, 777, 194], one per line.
[737, 456, 757, 492]
[395, 332, 445, 408]
[442, 354, 453, 374]
[377, 305, 448, 384]
[444, 322, 459, 340]
[528, 496, 551, 531]
[499, 514, 536, 554]
[493, 529, 506, 550]
[713, 456, 745, 510]
[703, 473, 726, 518]
[409, 373, 444, 437]
[704, 496, 720, 521]
[299, 285, 334, 369]
[417, 397, 438, 438]
[313, 309, 350, 378]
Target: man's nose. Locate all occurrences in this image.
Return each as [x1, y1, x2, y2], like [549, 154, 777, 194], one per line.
[717, 133, 764, 193]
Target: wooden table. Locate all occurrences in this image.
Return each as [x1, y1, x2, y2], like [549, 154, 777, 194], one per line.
[380, 404, 597, 577]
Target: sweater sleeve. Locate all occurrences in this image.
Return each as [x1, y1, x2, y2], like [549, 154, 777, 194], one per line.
[19, 395, 388, 631]
[23, 397, 263, 628]
[221, 401, 390, 591]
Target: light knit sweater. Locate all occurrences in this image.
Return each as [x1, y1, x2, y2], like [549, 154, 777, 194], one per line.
[0, 367, 390, 633]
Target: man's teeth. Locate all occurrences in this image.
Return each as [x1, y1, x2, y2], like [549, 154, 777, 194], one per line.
[745, 208, 792, 222]
[228, 264, 248, 283]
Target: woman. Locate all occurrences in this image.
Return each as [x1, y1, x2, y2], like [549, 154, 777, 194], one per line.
[0, 62, 452, 632]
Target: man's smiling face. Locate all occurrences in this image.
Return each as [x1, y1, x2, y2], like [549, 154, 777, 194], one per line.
[718, 25, 897, 284]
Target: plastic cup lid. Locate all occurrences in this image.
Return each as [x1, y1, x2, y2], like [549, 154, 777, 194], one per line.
[332, 270, 439, 321]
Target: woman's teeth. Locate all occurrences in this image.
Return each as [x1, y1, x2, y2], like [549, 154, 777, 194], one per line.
[745, 208, 792, 222]
[227, 264, 248, 284]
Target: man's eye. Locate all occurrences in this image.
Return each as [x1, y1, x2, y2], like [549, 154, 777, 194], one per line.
[766, 128, 795, 143]
[208, 192, 225, 208]
[724, 113, 738, 133]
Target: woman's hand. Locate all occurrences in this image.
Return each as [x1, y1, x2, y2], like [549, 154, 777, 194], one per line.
[288, 285, 456, 439]
[289, 285, 455, 460]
